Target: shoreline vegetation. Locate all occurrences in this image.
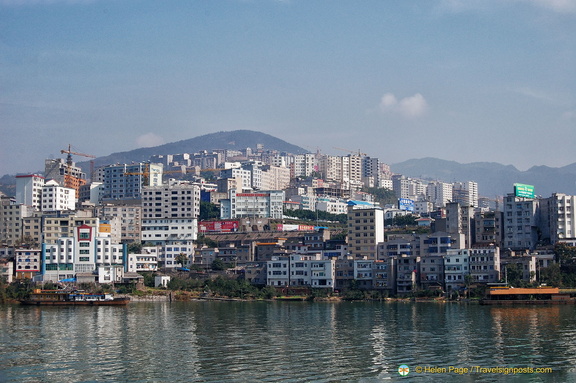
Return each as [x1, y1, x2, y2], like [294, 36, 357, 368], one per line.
[0, 276, 477, 305]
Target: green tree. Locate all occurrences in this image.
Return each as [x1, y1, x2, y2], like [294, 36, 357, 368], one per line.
[361, 186, 397, 206]
[393, 214, 417, 226]
[283, 209, 347, 224]
[539, 263, 563, 287]
[176, 253, 189, 267]
[211, 258, 226, 271]
[196, 235, 218, 248]
[127, 242, 143, 254]
[501, 263, 527, 287]
[555, 243, 576, 267]
[200, 201, 221, 220]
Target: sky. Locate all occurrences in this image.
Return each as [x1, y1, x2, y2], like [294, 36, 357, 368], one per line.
[1, 0, 575, 176]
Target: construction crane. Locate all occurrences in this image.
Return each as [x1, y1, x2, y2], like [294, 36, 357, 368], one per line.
[332, 147, 367, 157]
[61, 144, 97, 180]
[60, 144, 96, 164]
[60, 144, 96, 197]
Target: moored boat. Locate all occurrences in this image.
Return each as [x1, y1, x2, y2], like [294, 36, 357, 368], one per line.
[480, 286, 575, 305]
[20, 289, 130, 306]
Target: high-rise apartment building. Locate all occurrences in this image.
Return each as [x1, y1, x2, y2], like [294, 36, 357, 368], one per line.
[99, 163, 163, 201]
[96, 203, 143, 243]
[427, 181, 453, 208]
[44, 158, 86, 198]
[361, 156, 380, 188]
[0, 198, 37, 246]
[15, 174, 44, 209]
[502, 194, 540, 250]
[546, 193, 576, 245]
[292, 154, 316, 178]
[141, 181, 200, 220]
[453, 181, 479, 208]
[347, 205, 384, 260]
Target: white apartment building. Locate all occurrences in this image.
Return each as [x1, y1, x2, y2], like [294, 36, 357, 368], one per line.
[345, 155, 363, 190]
[127, 246, 159, 272]
[79, 182, 103, 205]
[414, 201, 433, 216]
[293, 154, 316, 178]
[379, 179, 393, 190]
[548, 193, 576, 245]
[42, 225, 125, 282]
[41, 180, 76, 212]
[267, 256, 290, 286]
[427, 181, 453, 208]
[162, 242, 195, 267]
[260, 165, 291, 191]
[15, 174, 44, 209]
[220, 190, 285, 219]
[141, 219, 198, 244]
[316, 197, 348, 215]
[220, 168, 252, 191]
[318, 155, 343, 182]
[267, 254, 336, 289]
[392, 175, 411, 199]
[453, 181, 479, 208]
[142, 181, 201, 220]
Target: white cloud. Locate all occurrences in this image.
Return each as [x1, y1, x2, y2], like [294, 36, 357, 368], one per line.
[518, 0, 576, 14]
[379, 92, 429, 118]
[438, 0, 576, 14]
[136, 133, 164, 148]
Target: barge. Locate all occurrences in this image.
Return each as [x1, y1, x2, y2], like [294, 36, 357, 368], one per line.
[480, 286, 575, 305]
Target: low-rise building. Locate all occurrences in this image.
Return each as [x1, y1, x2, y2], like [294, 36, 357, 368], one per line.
[15, 248, 41, 279]
[444, 249, 470, 292]
[469, 247, 500, 284]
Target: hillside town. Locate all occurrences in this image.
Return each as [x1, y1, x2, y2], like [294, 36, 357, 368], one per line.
[1, 142, 573, 296]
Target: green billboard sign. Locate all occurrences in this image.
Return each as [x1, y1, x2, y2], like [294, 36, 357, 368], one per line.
[514, 183, 535, 198]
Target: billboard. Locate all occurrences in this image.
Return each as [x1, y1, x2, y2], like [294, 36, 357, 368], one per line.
[514, 183, 535, 199]
[276, 224, 315, 231]
[198, 221, 239, 233]
[398, 198, 415, 212]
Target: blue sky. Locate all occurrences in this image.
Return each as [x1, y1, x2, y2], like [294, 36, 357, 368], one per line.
[1, 0, 575, 176]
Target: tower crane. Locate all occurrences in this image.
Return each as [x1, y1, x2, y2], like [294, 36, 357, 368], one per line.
[60, 144, 97, 180]
[60, 144, 96, 164]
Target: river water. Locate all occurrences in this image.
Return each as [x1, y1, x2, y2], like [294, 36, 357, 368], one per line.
[0, 301, 574, 382]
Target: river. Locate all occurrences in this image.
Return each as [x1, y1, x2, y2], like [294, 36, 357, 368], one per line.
[0, 301, 574, 382]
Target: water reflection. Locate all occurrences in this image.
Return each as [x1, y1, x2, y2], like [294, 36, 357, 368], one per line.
[1, 302, 576, 382]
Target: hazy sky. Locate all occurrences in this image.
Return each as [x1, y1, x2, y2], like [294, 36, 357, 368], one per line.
[1, 0, 575, 176]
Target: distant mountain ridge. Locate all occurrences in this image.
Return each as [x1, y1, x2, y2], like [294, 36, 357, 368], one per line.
[391, 158, 576, 198]
[79, 130, 308, 170]
[2, 130, 575, 199]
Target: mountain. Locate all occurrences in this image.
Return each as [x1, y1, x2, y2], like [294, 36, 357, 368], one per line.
[78, 130, 308, 170]
[391, 158, 576, 198]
